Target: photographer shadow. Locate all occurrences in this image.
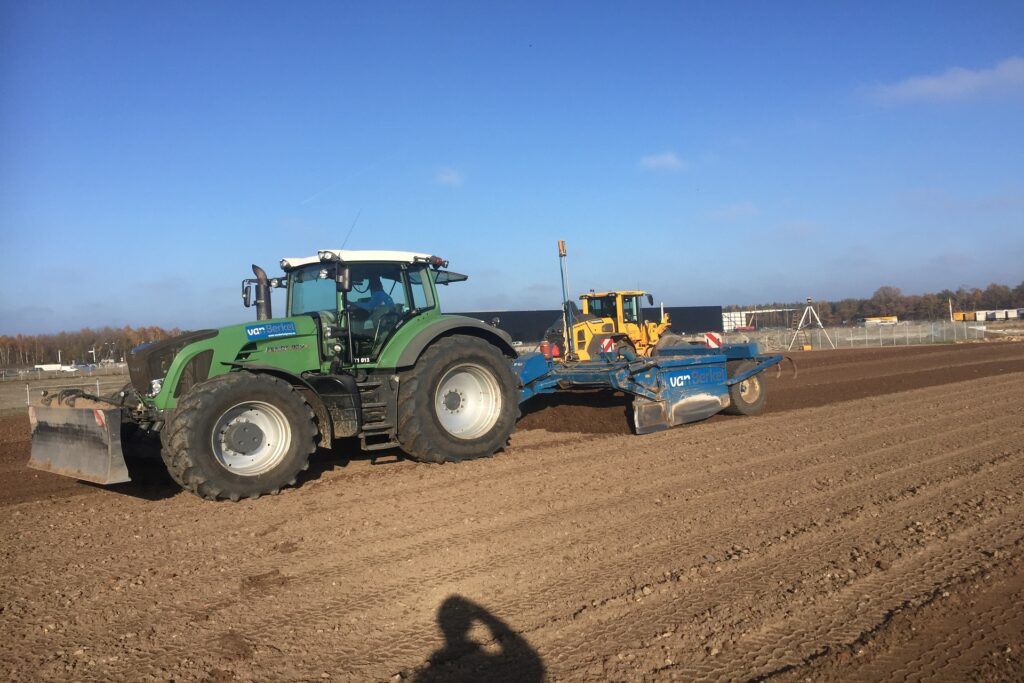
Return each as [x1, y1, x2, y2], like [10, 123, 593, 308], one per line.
[413, 595, 545, 683]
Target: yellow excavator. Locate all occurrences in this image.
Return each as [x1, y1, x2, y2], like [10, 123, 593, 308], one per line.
[545, 290, 673, 361]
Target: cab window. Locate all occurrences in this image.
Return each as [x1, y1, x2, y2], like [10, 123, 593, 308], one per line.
[408, 267, 435, 310]
[622, 296, 639, 323]
[344, 263, 434, 362]
[588, 296, 617, 319]
[289, 264, 339, 316]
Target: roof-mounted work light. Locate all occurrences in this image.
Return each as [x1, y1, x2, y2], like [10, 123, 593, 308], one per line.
[413, 255, 448, 269]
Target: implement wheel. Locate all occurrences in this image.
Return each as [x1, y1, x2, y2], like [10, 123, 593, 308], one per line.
[397, 335, 518, 463]
[162, 373, 317, 500]
[723, 360, 767, 416]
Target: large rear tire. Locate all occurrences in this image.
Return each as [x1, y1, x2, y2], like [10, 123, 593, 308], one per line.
[397, 335, 519, 463]
[723, 360, 767, 416]
[162, 373, 317, 500]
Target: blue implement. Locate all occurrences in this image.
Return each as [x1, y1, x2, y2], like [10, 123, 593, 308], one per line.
[513, 343, 783, 434]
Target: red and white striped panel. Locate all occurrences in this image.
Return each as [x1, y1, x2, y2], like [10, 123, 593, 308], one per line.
[704, 332, 723, 349]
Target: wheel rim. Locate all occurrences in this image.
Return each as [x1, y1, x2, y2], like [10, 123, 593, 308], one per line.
[738, 375, 761, 404]
[210, 401, 292, 476]
[433, 363, 502, 439]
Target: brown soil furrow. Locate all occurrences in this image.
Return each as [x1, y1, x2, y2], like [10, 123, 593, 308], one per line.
[105, 407, 1023, 679]
[303, 369, 1014, 507]
[872, 583, 1024, 682]
[0, 376, 1011, 618]
[6, 370, 1010, 613]
[677, 504, 1024, 682]
[3, 374, 1007, 600]
[503, 455, 1024, 681]
[773, 343, 1024, 380]
[799, 545, 1024, 682]
[24, 378, 1008, 638]
[2, 346, 1023, 682]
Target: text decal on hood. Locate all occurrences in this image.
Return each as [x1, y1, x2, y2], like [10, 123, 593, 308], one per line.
[245, 322, 298, 340]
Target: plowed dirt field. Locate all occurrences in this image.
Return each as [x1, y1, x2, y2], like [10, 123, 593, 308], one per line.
[1, 342, 1023, 681]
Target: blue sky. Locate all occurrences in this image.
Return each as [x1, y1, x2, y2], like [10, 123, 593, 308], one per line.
[2, 1, 1022, 334]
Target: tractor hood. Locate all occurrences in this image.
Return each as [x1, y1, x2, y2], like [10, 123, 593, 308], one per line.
[138, 315, 323, 411]
[128, 330, 218, 395]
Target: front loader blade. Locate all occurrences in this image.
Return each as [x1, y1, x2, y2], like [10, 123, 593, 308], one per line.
[28, 406, 131, 485]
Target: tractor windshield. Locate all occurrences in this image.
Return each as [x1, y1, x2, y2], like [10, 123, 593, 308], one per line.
[289, 264, 338, 316]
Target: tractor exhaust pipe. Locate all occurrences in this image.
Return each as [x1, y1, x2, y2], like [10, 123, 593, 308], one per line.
[252, 264, 272, 321]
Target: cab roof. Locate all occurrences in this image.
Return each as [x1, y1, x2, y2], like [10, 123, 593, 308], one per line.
[280, 250, 435, 270]
[580, 290, 649, 299]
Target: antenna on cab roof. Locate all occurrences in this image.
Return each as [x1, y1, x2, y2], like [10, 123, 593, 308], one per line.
[339, 208, 363, 251]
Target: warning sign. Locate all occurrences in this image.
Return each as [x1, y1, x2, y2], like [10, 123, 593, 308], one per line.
[704, 332, 723, 348]
[600, 337, 615, 353]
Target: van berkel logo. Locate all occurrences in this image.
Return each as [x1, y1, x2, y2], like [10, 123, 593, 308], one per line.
[244, 322, 298, 340]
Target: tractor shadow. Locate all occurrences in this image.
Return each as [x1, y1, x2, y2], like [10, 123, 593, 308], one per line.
[406, 595, 545, 683]
[296, 437, 412, 485]
[102, 458, 182, 501]
[98, 437, 411, 501]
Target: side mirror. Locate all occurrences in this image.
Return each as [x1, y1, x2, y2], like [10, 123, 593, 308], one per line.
[242, 282, 252, 308]
[646, 294, 654, 306]
[336, 265, 351, 292]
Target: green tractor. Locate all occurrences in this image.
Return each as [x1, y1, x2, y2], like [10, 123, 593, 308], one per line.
[29, 250, 520, 500]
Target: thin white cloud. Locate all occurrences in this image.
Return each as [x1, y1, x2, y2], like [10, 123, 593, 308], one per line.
[867, 56, 1024, 104]
[435, 166, 464, 186]
[638, 151, 686, 171]
[707, 202, 758, 221]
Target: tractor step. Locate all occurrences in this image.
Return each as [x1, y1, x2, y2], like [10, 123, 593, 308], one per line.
[360, 432, 400, 451]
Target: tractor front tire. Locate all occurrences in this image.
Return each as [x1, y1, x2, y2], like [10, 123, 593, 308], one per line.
[723, 360, 767, 416]
[397, 335, 519, 463]
[162, 373, 317, 500]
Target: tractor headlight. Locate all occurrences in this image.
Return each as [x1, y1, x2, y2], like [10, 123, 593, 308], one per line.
[149, 378, 164, 396]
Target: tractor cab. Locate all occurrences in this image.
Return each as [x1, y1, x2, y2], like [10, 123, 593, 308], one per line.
[275, 250, 464, 366]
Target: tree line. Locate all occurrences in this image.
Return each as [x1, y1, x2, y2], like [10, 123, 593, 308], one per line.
[0, 326, 181, 368]
[727, 281, 1024, 324]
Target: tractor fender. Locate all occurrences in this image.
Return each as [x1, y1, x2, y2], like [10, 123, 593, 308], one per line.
[220, 363, 336, 449]
[395, 316, 518, 368]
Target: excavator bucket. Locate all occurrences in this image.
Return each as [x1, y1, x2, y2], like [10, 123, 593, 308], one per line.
[27, 406, 131, 485]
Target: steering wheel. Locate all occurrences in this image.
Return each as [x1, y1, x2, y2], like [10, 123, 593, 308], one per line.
[370, 306, 403, 346]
